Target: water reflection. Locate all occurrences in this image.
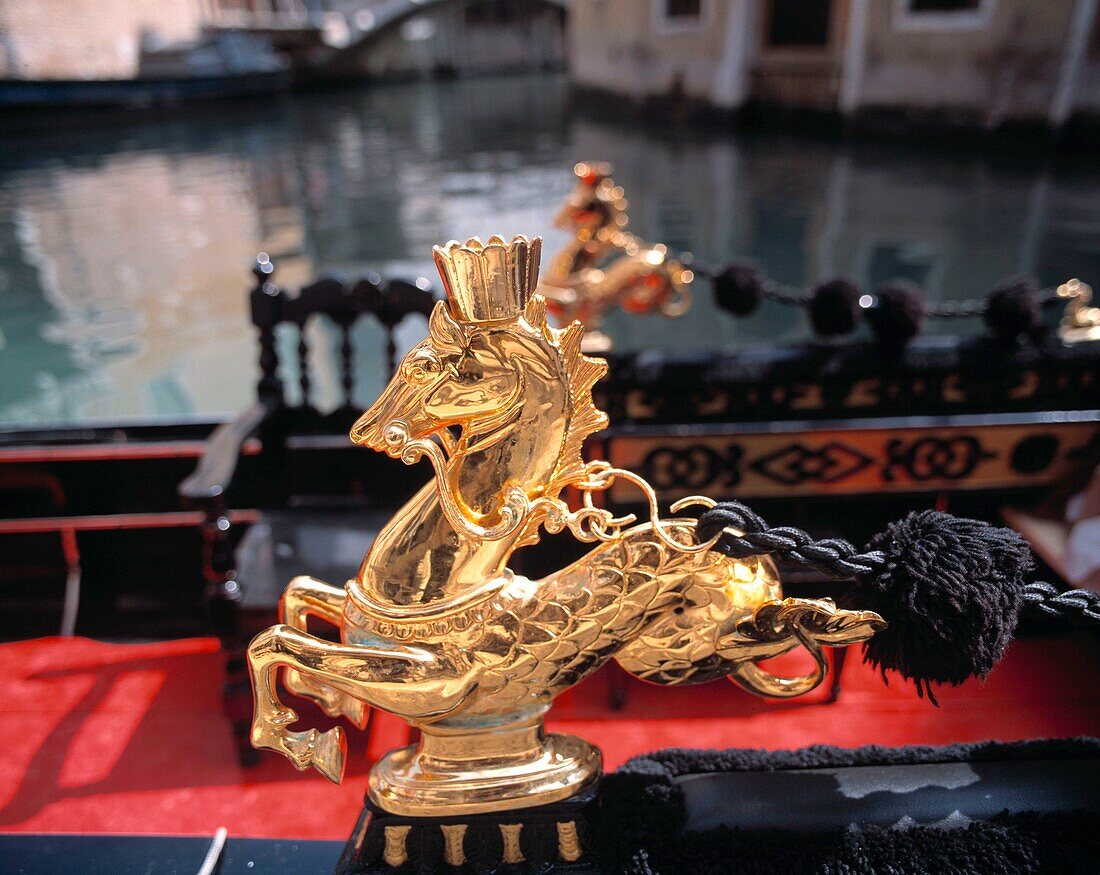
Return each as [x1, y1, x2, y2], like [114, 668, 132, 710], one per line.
[1, 74, 1098, 428]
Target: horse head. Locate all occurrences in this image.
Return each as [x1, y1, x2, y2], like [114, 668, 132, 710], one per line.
[350, 300, 522, 457]
[352, 236, 608, 542]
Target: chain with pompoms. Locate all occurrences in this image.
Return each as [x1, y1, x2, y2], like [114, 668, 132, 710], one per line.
[700, 261, 1073, 348]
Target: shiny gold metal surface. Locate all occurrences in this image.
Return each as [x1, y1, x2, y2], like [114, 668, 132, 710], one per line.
[539, 162, 693, 350]
[1058, 278, 1100, 343]
[246, 234, 884, 816]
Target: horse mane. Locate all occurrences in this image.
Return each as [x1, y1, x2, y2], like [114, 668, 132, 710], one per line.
[522, 294, 608, 496]
[497, 295, 606, 551]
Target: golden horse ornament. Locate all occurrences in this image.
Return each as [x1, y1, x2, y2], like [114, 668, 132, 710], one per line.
[539, 163, 693, 350]
[247, 234, 884, 818]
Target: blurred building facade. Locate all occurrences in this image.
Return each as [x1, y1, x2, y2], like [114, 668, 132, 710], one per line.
[0, 0, 327, 79]
[9, 0, 1094, 130]
[0, 0, 207, 79]
[0, 0, 567, 82]
[570, 0, 1100, 130]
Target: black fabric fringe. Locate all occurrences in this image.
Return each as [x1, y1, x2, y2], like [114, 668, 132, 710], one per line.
[652, 810, 1099, 875]
[594, 739, 1100, 875]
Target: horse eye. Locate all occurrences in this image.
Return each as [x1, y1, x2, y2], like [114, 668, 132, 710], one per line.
[405, 353, 440, 385]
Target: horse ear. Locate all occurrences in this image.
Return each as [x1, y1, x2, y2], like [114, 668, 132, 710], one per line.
[429, 300, 465, 349]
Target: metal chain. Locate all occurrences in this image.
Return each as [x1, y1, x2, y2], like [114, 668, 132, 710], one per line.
[926, 290, 1062, 318]
[761, 280, 811, 307]
[924, 299, 989, 318]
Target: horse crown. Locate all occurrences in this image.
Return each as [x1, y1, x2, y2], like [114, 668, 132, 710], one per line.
[433, 235, 542, 323]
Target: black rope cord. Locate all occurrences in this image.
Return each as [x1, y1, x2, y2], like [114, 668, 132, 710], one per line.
[1021, 581, 1100, 626]
[696, 500, 885, 577]
[696, 501, 1100, 629]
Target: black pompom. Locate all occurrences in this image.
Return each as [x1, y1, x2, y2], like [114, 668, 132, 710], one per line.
[984, 277, 1042, 343]
[713, 261, 765, 316]
[865, 281, 925, 347]
[855, 511, 1033, 703]
[809, 278, 862, 336]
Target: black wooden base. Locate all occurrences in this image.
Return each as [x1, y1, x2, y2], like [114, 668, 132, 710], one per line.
[334, 784, 601, 874]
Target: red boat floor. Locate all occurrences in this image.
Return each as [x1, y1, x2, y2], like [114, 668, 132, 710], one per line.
[0, 634, 1097, 841]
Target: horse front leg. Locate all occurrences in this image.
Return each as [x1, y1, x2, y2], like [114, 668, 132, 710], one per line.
[279, 575, 367, 728]
[247, 624, 478, 783]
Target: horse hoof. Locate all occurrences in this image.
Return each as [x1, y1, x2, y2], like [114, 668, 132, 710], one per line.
[312, 727, 347, 784]
[342, 696, 369, 730]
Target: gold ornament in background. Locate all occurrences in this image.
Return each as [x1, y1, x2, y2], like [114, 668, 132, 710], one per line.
[1057, 278, 1100, 343]
[246, 234, 884, 818]
[539, 162, 694, 351]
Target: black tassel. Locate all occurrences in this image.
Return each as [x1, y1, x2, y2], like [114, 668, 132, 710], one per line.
[984, 277, 1043, 343]
[866, 281, 926, 347]
[809, 278, 862, 336]
[698, 502, 1039, 704]
[712, 261, 765, 316]
[854, 511, 1033, 703]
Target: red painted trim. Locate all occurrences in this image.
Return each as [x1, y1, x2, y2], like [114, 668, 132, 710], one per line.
[0, 509, 260, 535]
[0, 439, 262, 464]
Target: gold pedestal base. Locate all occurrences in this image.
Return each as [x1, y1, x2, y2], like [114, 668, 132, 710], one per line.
[368, 716, 602, 817]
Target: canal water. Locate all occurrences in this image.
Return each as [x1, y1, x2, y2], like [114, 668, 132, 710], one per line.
[2, 74, 1098, 429]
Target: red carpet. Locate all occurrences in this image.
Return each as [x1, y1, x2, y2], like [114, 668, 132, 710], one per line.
[0, 634, 1097, 841]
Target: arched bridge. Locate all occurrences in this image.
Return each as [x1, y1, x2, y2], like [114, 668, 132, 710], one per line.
[315, 0, 570, 78]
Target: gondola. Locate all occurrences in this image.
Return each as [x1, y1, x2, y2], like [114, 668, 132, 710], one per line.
[0, 168, 1097, 874]
[3, 166, 1096, 642]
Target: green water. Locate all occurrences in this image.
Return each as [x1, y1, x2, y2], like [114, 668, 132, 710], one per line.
[1, 74, 1098, 429]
